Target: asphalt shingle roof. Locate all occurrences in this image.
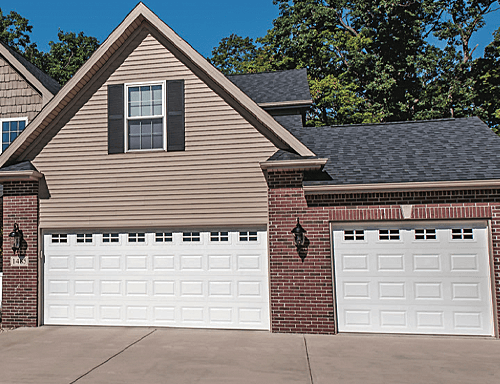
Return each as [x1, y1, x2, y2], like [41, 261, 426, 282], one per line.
[0, 161, 38, 172]
[228, 69, 311, 105]
[273, 116, 500, 185]
[1, 41, 60, 95]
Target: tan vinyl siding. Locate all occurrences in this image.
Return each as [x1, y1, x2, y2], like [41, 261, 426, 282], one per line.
[0, 56, 43, 121]
[33, 34, 277, 229]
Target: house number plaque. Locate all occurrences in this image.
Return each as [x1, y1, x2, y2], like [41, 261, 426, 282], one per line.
[11, 256, 28, 267]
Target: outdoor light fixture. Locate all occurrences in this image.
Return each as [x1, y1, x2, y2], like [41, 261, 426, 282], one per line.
[291, 218, 307, 249]
[9, 223, 23, 255]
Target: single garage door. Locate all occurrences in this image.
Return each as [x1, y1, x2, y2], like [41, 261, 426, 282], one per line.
[333, 221, 495, 335]
[44, 230, 269, 329]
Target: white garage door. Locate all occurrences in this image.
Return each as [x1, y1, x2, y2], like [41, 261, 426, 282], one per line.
[333, 221, 495, 335]
[44, 230, 269, 330]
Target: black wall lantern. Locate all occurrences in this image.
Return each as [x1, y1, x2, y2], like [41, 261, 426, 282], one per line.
[9, 223, 23, 256]
[291, 218, 307, 249]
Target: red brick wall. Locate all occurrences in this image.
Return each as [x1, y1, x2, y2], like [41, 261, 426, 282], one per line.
[267, 170, 500, 335]
[2, 181, 39, 328]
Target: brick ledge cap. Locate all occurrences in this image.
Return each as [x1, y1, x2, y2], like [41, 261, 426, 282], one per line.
[304, 179, 500, 194]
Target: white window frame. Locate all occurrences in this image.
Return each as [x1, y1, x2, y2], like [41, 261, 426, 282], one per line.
[1, 117, 28, 153]
[124, 80, 166, 152]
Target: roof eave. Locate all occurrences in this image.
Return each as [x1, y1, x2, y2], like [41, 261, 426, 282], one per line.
[303, 179, 500, 194]
[0, 170, 43, 182]
[259, 99, 313, 109]
[260, 158, 328, 171]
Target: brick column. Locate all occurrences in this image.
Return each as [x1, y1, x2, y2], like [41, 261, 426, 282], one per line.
[2, 181, 39, 328]
[267, 170, 336, 334]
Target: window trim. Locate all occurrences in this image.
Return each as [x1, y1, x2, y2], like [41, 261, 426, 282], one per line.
[1, 117, 28, 152]
[124, 80, 166, 152]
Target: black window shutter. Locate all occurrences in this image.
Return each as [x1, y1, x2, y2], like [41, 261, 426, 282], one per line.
[167, 80, 185, 151]
[108, 84, 125, 154]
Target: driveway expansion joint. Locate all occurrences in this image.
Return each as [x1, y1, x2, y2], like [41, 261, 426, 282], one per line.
[304, 336, 314, 384]
[68, 329, 157, 384]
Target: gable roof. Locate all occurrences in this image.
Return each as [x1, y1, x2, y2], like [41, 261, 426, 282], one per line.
[273, 116, 500, 190]
[228, 69, 312, 109]
[0, 41, 60, 102]
[0, 3, 314, 168]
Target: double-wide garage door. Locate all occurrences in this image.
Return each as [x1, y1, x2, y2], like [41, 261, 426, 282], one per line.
[44, 230, 269, 330]
[334, 221, 495, 336]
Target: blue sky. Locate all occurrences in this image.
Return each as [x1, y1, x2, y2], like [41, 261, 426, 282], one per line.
[3, 0, 500, 59]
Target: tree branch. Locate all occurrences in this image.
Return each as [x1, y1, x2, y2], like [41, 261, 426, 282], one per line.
[336, 11, 359, 37]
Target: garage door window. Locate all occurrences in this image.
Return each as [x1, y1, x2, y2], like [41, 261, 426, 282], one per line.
[128, 233, 145, 243]
[155, 232, 173, 242]
[240, 231, 257, 241]
[344, 230, 364, 241]
[76, 234, 93, 243]
[452, 228, 473, 240]
[210, 232, 229, 242]
[414, 229, 436, 240]
[183, 232, 200, 242]
[51, 234, 67, 243]
[103, 233, 119, 243]
[379, 229, 400, 240]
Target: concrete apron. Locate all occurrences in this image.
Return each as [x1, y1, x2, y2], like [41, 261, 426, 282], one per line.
[0, 326, 499, 384]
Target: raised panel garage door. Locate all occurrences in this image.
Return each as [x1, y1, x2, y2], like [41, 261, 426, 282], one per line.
[44, 231, 269, 329]
[333, 221, 495, 335]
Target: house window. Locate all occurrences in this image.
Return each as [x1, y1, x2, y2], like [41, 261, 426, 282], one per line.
[239, 231, 258, 241]
[344, 230, 364, 241]
[415, 229, 436, 240]
[210, 232, 229, 242]
[379, 229, 400, 240]
[76, 234, 93, 243]
[452, 228, 473, 240]
[126, 83, 164, 151]
[128, 233, 145, 243]
[1, 118, 27, 152]
[183, 232, 200, 242]
[103, 233, 119, 243]
[156, 232, 173, 242]
[51, 234, 67, 243]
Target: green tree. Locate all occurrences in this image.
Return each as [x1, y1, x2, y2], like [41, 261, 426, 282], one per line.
[1, 9, 99, 86]
[208, 0, 500, 128]
[0, 9, 34, 52]
[208, 34, 272, 75]
[473, 27, 500, 132]
[39, 30, 100, 85]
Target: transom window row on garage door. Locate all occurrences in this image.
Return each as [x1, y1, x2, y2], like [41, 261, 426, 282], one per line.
[50, 231, 259, 245]
[343, 228, 474, 241]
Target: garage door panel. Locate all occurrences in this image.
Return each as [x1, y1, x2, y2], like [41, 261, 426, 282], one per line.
[44, 231, 269, 329]
[334, 222, 494, 335]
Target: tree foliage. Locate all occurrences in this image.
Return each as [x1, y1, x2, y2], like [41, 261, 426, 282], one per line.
[209, 0, 500, 129]
[0, 8, 99, 85]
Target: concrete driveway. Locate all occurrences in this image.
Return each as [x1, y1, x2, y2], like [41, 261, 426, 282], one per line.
[0, 327, 499, 384]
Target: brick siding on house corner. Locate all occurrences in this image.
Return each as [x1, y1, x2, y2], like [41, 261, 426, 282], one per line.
[1, 181, 39, 328]
[267, 170, 500, 335]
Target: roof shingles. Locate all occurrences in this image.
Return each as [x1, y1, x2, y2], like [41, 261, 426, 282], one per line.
[274, 116, 500, 185]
